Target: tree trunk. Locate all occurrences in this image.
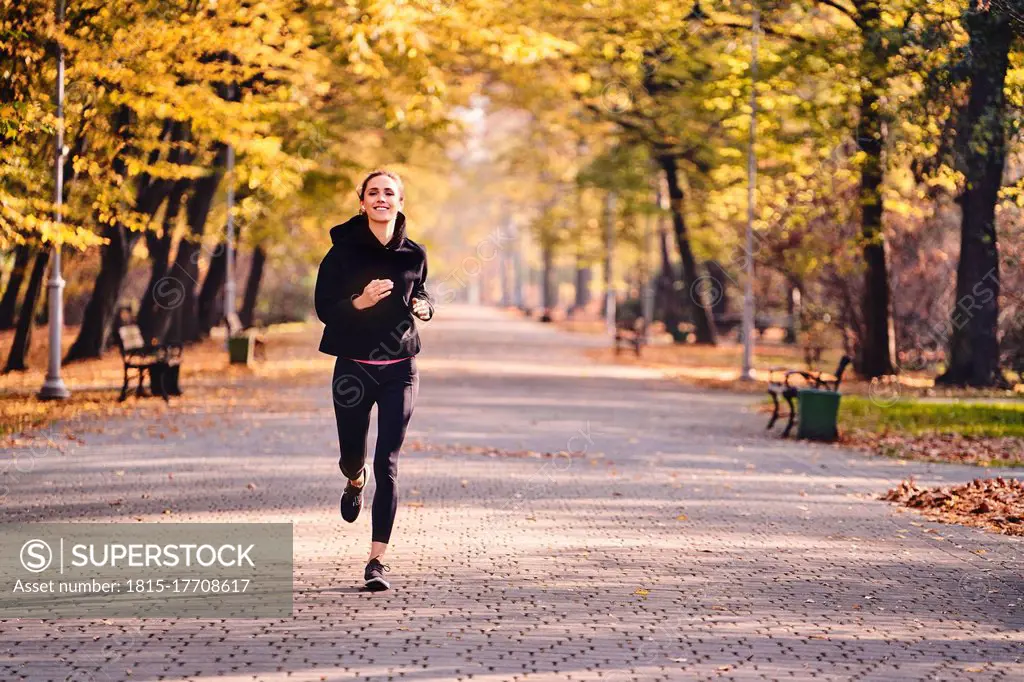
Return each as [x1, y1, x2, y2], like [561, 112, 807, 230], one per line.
[541, 242, 556, 312]
[657, 153, 717, 344]
[3, 250, 48, 372]
[511, 234, 523, 309]
[197, 241, 229, 336]
[35, 283, 48, 326]
[169, 70, 238, 341]
[138, 123, 193, 342]
[705, 260, 730, 318]
[167, 143, 229, 344]
[137, 231, 174, 342]
[499, 250, 511, 306]
[573, 253, 591, 313]
[835, 271, 863, 361]
[239, 244, 266, 328]
[197, 148, 242, 338]
[65, 114, 175, 361]
[64, 225, 144, 361]
[656, 216, 685, 342]
[601, 191, 616, 320]
[937, 3, 1013, 387]
[854, 1, 895, 377]
[785, 277, 802, 345]
[166, 240, 199, 344]
[0, 244, 31, 330]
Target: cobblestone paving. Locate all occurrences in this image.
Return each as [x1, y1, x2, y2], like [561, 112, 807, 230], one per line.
[2, 305, 1022, 682]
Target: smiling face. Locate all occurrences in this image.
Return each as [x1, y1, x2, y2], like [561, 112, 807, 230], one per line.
[360, 174, 404, 224]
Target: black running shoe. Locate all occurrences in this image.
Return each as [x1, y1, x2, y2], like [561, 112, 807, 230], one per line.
[364, 558, 391, 591]
[339, 473, 364, 523]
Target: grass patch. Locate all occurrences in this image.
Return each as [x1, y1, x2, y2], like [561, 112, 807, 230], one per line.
[841, 396, 1024, 438]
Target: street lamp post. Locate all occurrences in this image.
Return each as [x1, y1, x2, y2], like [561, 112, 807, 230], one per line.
[740, 3, 760, 382]
[642, 195, 655, 344]
[39, 0, 70, 401]
[511, 216, 523, 309]
[603, 191, 617, 336]
[499, 204, 511, 307]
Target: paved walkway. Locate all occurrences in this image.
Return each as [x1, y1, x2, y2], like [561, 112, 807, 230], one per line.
[2, 305, 1022, 682]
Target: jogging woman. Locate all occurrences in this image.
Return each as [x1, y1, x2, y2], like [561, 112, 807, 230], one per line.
[314, 169, 434, 591]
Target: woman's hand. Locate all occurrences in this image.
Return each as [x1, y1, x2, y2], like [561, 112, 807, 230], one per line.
[411, 297, 431, 320]
[353, 279, 393, 310]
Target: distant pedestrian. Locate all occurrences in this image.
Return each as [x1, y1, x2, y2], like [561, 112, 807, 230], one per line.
[314, 169, 434, 591]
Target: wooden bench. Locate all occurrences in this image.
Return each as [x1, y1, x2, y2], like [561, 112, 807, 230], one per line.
[116, 324, 183, 402]
[714, 312, 794, 340]
[614, 316, 647, 357]
[766, 355, 851, 437]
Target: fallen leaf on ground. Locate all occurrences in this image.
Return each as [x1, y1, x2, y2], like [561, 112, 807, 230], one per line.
[883, 477, 1024, 537]
[404, 439, 578, 460]
[846, 431, 1024, 467]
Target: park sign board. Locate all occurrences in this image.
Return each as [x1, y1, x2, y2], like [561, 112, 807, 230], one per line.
[0, 523, 293, 618]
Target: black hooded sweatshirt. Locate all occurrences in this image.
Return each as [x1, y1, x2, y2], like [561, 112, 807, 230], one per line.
[314, 212, 434, 360]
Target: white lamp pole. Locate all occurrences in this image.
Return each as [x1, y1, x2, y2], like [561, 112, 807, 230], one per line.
[39, 0, 70, 401]
[603, 190, 617, 336]
[740, 3, 760, 382]
[642, 193, 655, 343]
[511, 216, 523, 308]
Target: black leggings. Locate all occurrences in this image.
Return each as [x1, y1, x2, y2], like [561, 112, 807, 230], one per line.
[331, 356, 419, 544]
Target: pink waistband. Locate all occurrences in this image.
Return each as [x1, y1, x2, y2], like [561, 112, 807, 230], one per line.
[345, 357, 408, 366]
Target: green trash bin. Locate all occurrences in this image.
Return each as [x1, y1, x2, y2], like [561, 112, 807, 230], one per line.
[228, 335, 254, 366]
[796, 388, 842, 441]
